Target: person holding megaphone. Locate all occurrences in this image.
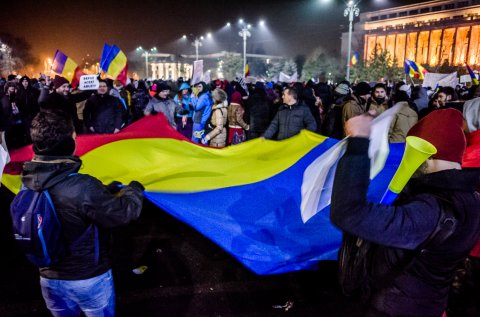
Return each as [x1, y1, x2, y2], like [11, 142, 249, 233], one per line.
[330, 108, 480, 317]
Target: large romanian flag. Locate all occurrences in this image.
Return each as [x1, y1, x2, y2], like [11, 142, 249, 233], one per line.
[51, 50, 84, 88]
[2, 108, 405, 274]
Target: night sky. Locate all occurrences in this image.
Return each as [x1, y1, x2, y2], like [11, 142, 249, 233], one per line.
[2, 0, 428, 72]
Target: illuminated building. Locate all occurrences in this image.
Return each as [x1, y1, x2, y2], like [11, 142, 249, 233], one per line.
[149, 51, 281, 80]
[341, 0, 480, 67]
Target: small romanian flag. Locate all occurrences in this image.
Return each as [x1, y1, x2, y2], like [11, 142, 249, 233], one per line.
[404, 59, 427, 80]
[100, 44, 128, 85]
[245, 62, 250, 78]
[51, 50, 83, 88]
[467, 65, 479, 85]
[351, 51, 359, 66]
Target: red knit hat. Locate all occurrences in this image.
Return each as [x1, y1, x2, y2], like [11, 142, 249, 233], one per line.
[53, 75, 69, 89]
[407, 108, 466, 164]
[231, 91, 243, 105]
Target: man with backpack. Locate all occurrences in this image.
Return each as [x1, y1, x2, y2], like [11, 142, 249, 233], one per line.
[11, 109, 144, 316]
[331, 108, 480, 316]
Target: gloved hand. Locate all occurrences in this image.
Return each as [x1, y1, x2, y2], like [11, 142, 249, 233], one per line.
[193, 130, 204, 139]
[201, 137, 209, 145]
[129, 180, 145, 192]
[106, 181, 124, 194]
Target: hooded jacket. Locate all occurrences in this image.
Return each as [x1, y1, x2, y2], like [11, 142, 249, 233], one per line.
[174, 82, 193, 118]
[16, 76, 40, 123]
[205, 101, 228, 147]
[191, 82, 213, 125]
[21, 156, 144, 280]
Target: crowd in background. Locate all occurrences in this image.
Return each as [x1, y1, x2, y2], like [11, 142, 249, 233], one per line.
[1, 73, 479, 153]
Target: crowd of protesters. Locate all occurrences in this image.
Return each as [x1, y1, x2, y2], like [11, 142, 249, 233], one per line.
[1, 70, 480, 317]
[1, 72, 479, 152]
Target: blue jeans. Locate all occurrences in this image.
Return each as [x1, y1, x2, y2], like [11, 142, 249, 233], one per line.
[40, 270, 115, 317]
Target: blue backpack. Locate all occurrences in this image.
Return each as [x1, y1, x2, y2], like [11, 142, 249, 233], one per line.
[10, 173, 99, 268]
[10, 188, 67, 267]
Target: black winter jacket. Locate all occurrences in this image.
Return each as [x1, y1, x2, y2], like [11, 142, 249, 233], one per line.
[263, 102, 317, 140]
[39, 90, 93, 133]
[21, 156, 144, 280]
[331, 138, 480, 317]
[16, 86, 40, 124]
[245, 90, 271, 136]
[0, 94, 19, 131]
[83, 94, 124, 134]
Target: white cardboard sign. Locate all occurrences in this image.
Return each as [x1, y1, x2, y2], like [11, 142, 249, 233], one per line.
[79, 75, 100, 90]
[191, 60, 204, 85]
[460, 74, 479, 84]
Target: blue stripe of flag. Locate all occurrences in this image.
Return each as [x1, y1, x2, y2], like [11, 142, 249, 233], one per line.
[100, 44, 121, 73]
[99, 43, 112, 72]
[52, 50, 68, 74]
[406, 59, 419, 72]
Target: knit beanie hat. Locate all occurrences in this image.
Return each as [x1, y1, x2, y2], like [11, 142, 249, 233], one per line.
[334, 81, 350, 96]
[231, 91, 243, 104]
[155, 82, 171, 92]
[53, 75, 69, 89]
[355, 82, 371, 96]
[407, 108, 466, 164]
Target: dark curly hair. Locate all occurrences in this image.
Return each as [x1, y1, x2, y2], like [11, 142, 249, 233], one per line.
[30, 110, 76, 156]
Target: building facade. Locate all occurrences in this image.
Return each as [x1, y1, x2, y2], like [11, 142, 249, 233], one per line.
[147, 51, 282, 80]
[151, 62, 193, 80]
[342, 0, 480, 67]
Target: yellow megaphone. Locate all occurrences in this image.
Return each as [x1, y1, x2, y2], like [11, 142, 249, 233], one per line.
[380, 136, 437, 204]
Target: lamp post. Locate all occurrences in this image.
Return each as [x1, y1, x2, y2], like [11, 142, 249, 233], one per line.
[192, 38, 203, 61]
[136, 46, 157, 79]
[344, 0, 359, 82]
[238, 22, 251, 78]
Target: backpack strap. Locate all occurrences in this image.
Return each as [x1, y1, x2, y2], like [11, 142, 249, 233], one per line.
[418, 195, 457, 252]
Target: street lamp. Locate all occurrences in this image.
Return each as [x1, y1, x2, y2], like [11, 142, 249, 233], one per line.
[136, 46, 157, 79]
[192, 38, 203, 61]
[182, 34, 207, 61]
[344, 0, 360, 82]
[238, 22, 251, 78]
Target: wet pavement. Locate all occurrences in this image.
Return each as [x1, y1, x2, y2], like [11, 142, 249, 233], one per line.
[1, 187, 478, 316]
